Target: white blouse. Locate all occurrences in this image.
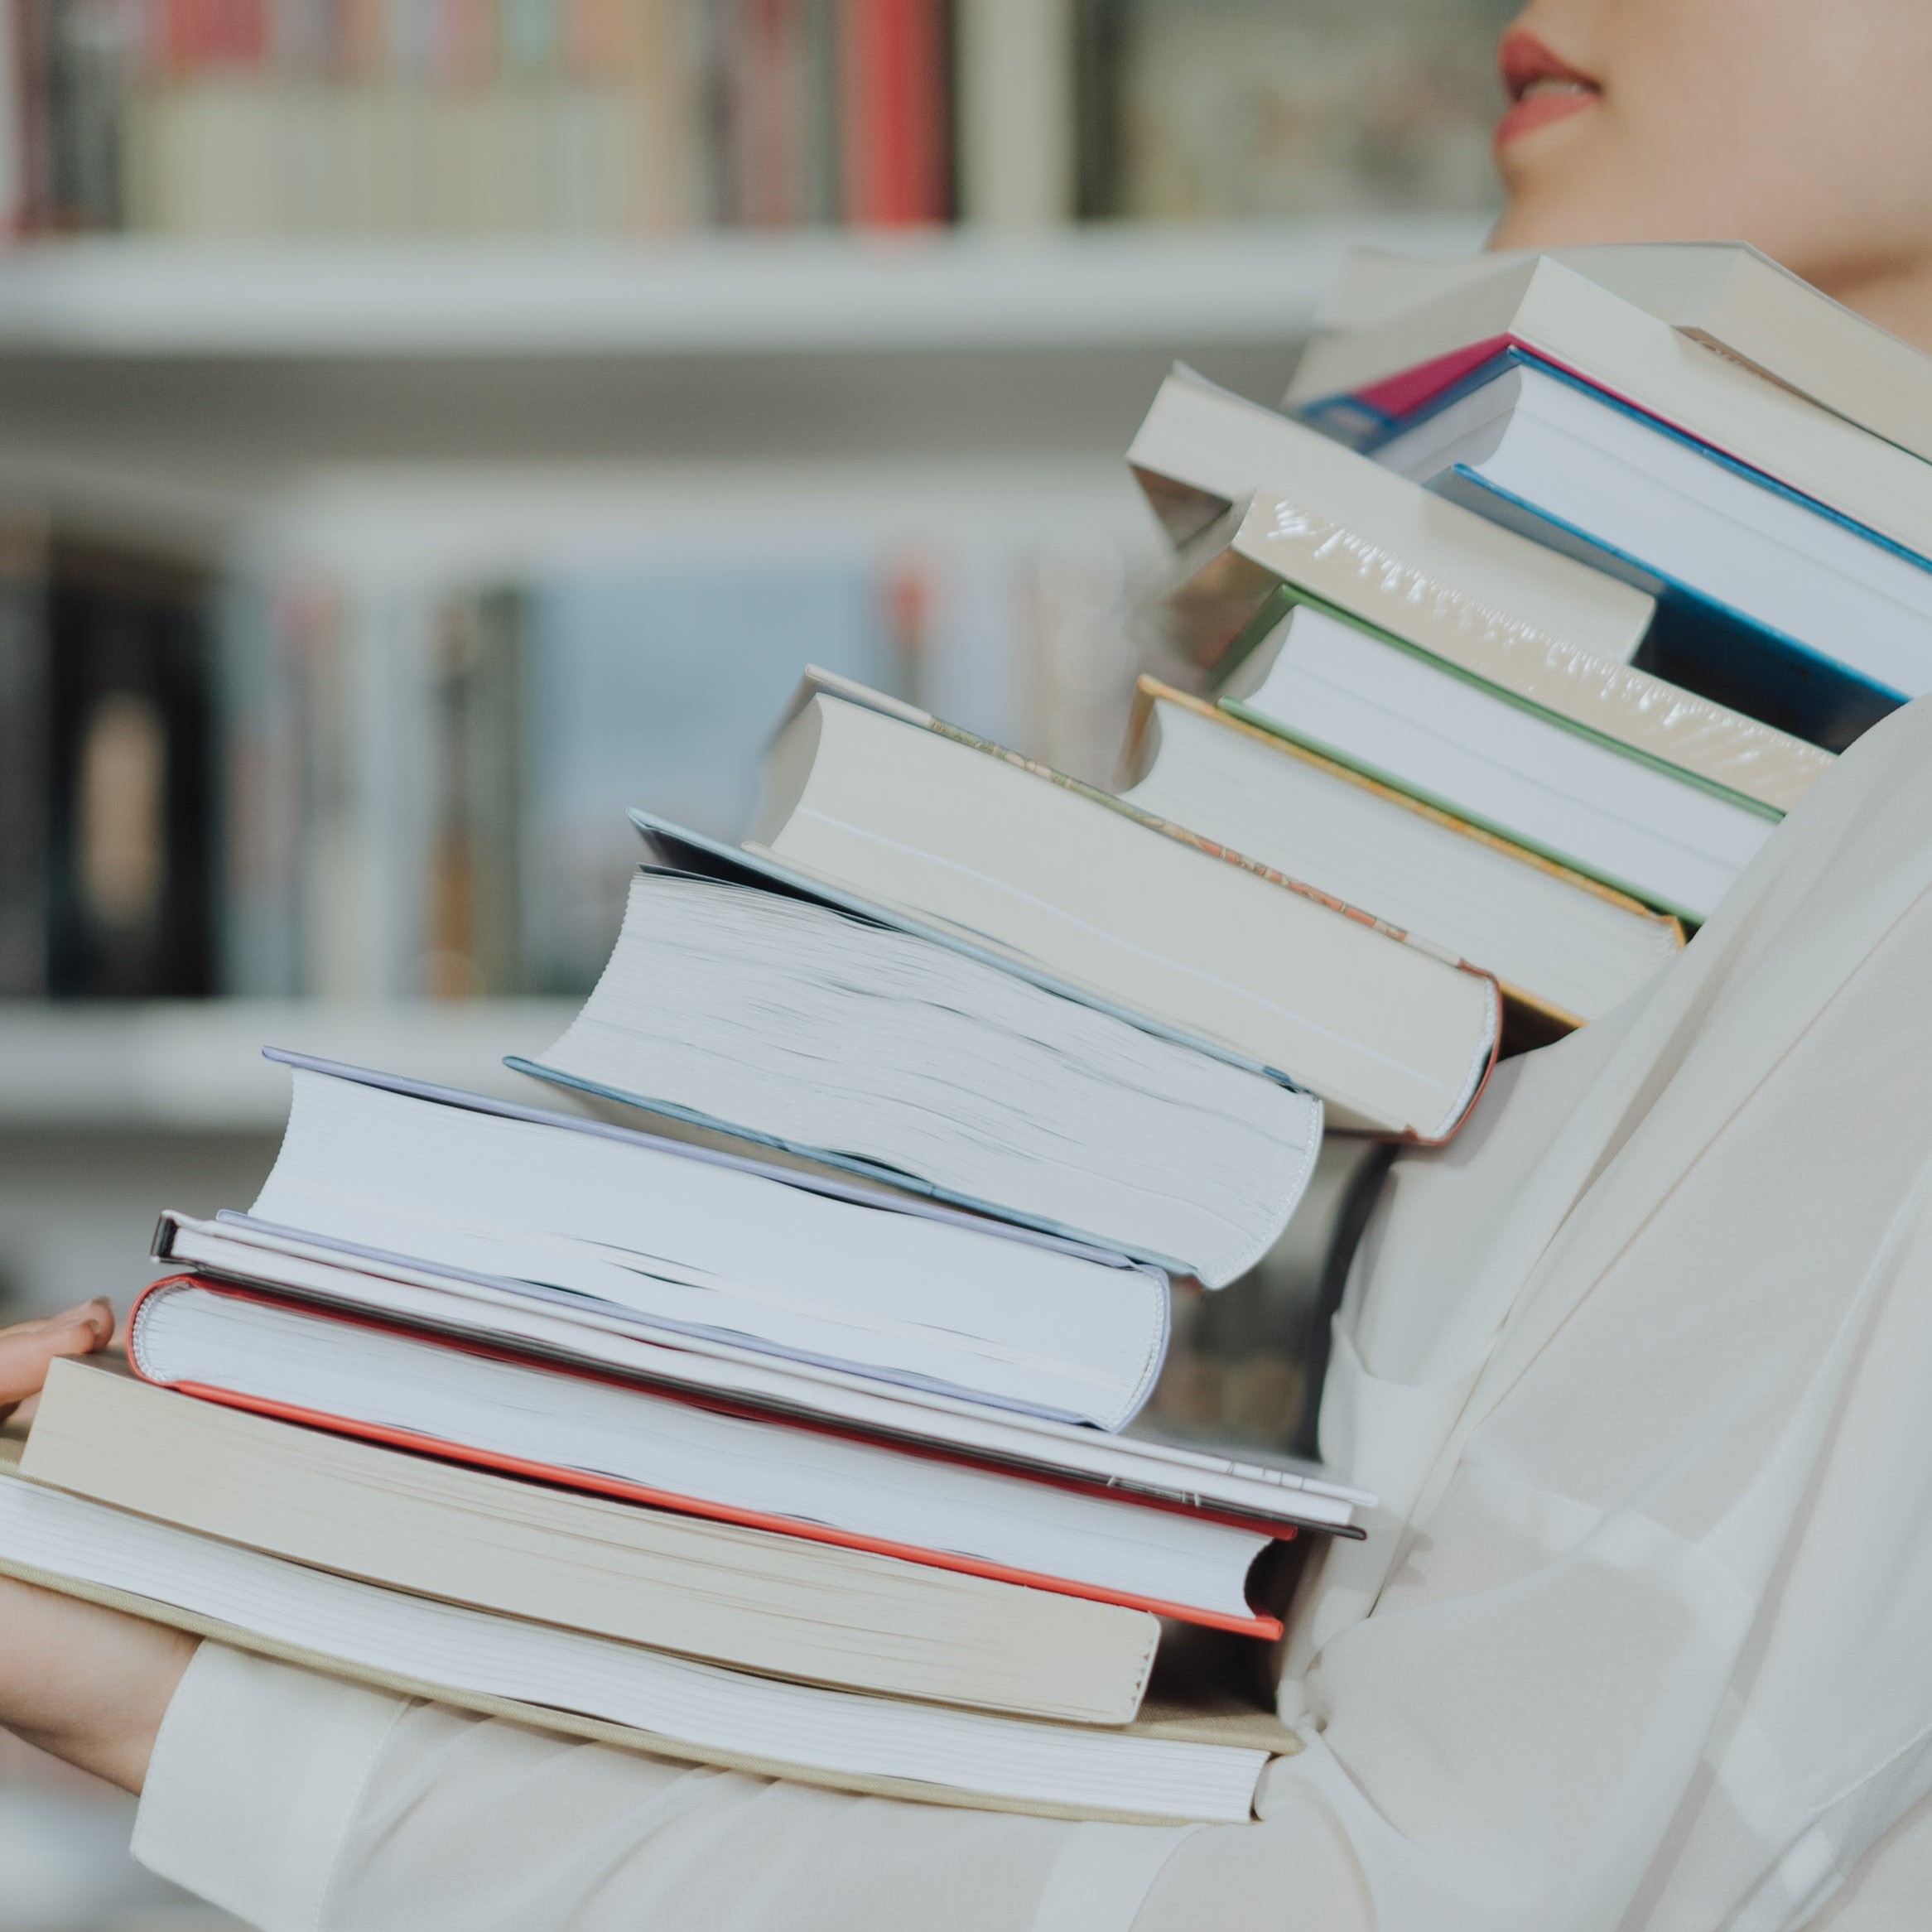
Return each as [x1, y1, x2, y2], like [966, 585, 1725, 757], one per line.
[133, 691, 1932, 1931]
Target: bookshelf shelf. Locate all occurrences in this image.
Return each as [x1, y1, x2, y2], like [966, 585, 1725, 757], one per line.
[0, 1001, 578, 1132]
[0, 218, 1483, 360]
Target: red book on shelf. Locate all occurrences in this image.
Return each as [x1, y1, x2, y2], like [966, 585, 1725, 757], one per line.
[837, 0, 949, 227]
[128, 1274, 1295, 1639]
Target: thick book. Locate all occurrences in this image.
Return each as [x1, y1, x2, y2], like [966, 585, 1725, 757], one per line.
[1183, 492, 1831, 817]
[1284, 254, 1932, 562]
[151, 1211, 1370, 1535]
[26, 1361, 1162, 1726]
[685, 672, 1501, 1142]
[1121, 679, 1684, 1031]
[1222, 604, 1776, 923]
[1371, 351, 1931, 750]
[517, 845, 1323, 1288]
[233, 1053, 1170, 1430]
[1127, 361, 1655, 666]
[1315, 242, 1932, 469]
[128, 1277, 1294, 1636]
[0, 1444, 1296, 1825]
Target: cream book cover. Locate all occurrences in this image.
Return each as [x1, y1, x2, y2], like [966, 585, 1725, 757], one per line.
[1177, 493, 1833, 816]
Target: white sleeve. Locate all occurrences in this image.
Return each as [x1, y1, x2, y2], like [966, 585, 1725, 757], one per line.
[132, 1645, 1369, 1932]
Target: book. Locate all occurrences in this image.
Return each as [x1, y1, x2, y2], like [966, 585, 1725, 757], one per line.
[1284, 254, 1932, 562]
[0, 518, 217, 999]
[703, 672, 1501, 1142]
[0, 1443, 1296, 1824]
[150, 1210, 1370, 1534]
[1317, 242, 1932, 470]
[128, 1276, 1289, 1636]
[1185, 492, 1833, 817]
[1121, 679, 1684, 1031]
[956, 0, 1073, 228]
[1370, 351, 1932, 751]
[1078, 0, 1504, 223]
[720, 0, 836, 229]
[836, 0, 950, 227]
[26, 1360, 1163, 1726]
[519, 842, 1323, 1287]
[1128, 362, 1655, 666]
[230, 1053, 1170, 1429]
[1221, 603, 1778, 923]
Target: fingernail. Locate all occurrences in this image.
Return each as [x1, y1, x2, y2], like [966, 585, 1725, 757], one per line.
[53, 1298, 108, 1324]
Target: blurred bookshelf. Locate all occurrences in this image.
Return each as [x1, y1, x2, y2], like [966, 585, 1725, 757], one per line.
[0, 217, 1476, 361]
[0, 219, 1478, 359]
[0, 999, 574, 1128]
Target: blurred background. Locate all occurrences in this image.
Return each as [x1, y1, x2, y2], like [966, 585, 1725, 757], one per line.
[0, 1, 1512, 1922]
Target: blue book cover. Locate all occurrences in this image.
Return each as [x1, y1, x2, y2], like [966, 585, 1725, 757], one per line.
[1343, 347, 1922, 750]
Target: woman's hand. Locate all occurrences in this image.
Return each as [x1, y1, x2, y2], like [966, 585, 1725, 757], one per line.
[0, 1299, 199, 1792]
[0, 1298, 116, 1419]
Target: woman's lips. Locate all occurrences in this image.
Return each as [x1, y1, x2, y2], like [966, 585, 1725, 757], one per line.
[1495, 29, 1601, 150]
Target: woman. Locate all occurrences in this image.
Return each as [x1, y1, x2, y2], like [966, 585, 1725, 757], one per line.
[13, 2, 1932, 1925]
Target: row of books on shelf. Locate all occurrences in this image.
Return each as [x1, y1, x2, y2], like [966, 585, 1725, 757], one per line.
[0, 524, 1146, 1000]
[7, 237, 1930, 1824]
[7, 0, 1510, 238]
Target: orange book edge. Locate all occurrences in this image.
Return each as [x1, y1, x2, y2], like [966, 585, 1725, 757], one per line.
[128, 1278, 1289, 1641]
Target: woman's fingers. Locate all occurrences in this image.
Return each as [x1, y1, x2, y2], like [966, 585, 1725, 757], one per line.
[0, 1300, 114, 1420]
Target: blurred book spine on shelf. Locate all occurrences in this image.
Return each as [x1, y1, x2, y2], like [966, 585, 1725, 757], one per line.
[209, 528, 1149, 1004]
[0, 516, 215, 999]
[217, 536, 1141, 1004]
[1081, 0, 1515, 223]
[0, 0, 1512, 238]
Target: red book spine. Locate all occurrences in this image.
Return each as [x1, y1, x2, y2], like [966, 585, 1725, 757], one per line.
[837, 0, 947, 228]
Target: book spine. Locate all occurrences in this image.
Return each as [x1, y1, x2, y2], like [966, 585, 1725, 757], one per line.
[721, 0, 815, 227]
[0, 528, 47, 995]
[836, 0, 948, 227]
[956, 0, 1070, 227]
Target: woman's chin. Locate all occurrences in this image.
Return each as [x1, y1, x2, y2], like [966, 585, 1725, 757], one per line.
[1489, 170, 1665, 253]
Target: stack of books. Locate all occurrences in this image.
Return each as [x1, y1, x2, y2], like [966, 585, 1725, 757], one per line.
[1123, 241, 1932, 1041]
[2, 662, 1529, 1824]
[11, 241, 1914, 1829]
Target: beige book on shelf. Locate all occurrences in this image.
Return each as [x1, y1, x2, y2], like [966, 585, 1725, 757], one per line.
[0, 1429, 1298, 1828]
[956, 0, 1074, 227]
[1314, 243, 1932, 465]
[1171, 493, 1832, 817]
[1129, 363, 1655, 668]
[744, 674, 1502, 1142]
[1285, 255, 1932, 560]
[1121, 679, 1684, 1032]
[22, 1361, 1161, 1726]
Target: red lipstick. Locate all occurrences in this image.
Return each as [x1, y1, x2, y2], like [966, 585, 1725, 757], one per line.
[1495, 29, 1601, 151]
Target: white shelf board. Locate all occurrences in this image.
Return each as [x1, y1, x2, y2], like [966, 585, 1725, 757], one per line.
[0, 217, 1486, 359]
[0, 1000, 579, 1131]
